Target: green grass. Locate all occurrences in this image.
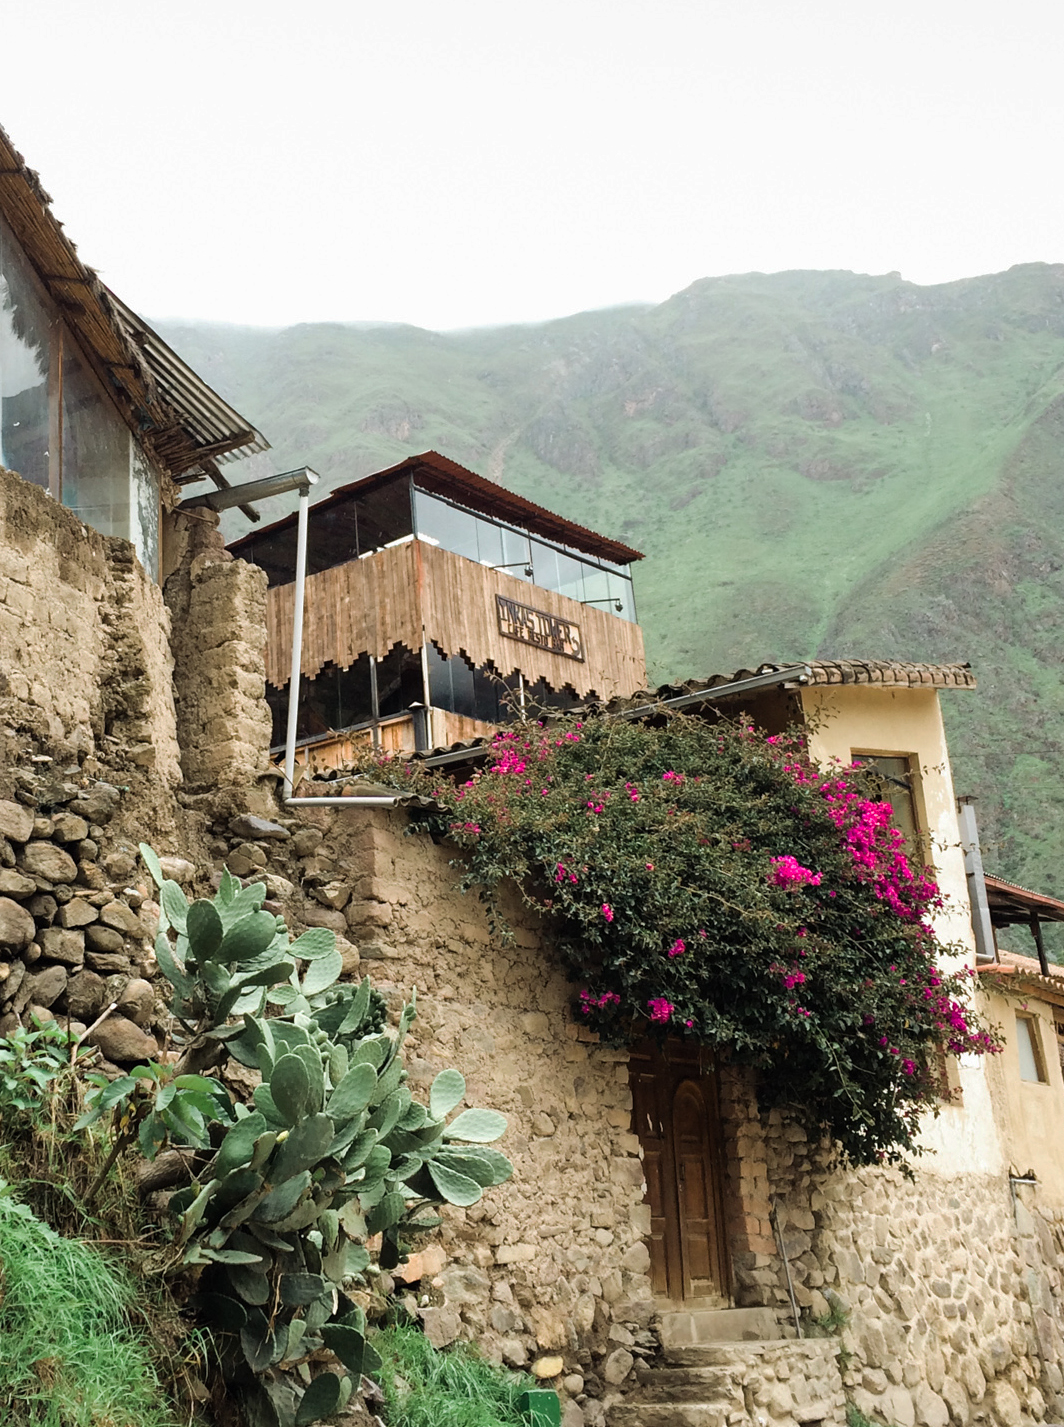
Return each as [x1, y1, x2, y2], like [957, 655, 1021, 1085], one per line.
[0, 1183, 181, 1427]
[374, 1323, 536, 1427]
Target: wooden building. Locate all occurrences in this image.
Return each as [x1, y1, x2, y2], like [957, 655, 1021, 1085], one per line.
[229, 451, 647, 768]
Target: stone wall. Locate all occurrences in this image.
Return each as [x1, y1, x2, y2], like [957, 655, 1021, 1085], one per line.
[0, 465, 180, 784]
[190, 801, 655, 1427]
[751, 1101, 1064, 1427]
[163, 508, 272, 790]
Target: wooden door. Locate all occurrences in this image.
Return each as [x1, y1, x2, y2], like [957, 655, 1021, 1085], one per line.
[629, 1039, 729, 1303]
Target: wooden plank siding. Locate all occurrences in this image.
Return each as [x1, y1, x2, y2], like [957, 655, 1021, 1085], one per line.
[263, 541, 647, 702]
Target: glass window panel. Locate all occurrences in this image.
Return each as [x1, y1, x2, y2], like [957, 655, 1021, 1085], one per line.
[529, 539, 560, 593]
[554, 551, 586, 604]
[582, 566, 611, 608]
[609, 571, 637, 622]
[1016, 1017, 1046, 1083]
[0, 218, 52, 489]
[854, 754, 920, 856]
[353, 477, 413, 556]
[499, 526, 533, 581]
[475, 516, 504, 568]
[130, 445, 160, 579]
[62, 344, 131, 541]
[413, 489, 480, 563]
[427, 643, 477, 718]
[337, 654, 374, 727]
[377, 643, 425, 717]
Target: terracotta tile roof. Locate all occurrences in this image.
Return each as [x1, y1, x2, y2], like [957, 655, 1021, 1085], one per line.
[414, 658, 976, 767]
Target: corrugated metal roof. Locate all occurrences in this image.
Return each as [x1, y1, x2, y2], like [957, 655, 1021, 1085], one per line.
[106, 295, 268, 473]
[984, 873, 1064, 923]
[229, 450, 643, 567]
[0, 122, 266, 486]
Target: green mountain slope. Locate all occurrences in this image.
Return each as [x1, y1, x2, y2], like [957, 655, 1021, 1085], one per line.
[158, 263, 1064, 906]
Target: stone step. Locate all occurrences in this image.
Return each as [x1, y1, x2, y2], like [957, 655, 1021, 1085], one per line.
[658, 1306, 779, 1349]
[663, 1340, 777, 1368]
[608, 1403, 732, 1427]
[634, 1365, 744, 1403]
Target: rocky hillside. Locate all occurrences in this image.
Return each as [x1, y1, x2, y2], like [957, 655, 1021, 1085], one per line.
[159, 264, 1064, 919]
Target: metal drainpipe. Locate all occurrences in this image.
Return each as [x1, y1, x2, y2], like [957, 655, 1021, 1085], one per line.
[957, 797, 996, 964]
[282, 487, 398, 810]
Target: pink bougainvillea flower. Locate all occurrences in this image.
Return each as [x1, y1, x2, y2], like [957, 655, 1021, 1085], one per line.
[769, 855, 822, 889]
[647, 997, 674, 1024]
[601, 904, 614, 923]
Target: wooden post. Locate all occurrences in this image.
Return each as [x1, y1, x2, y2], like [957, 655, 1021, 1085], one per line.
[1030, 911, 1050, 979]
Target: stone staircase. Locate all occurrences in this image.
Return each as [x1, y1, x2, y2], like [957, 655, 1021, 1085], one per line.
[607, 1309, 846, 1427]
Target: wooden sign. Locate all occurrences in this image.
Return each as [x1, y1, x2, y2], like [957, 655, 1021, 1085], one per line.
[495, 593, 585, 662]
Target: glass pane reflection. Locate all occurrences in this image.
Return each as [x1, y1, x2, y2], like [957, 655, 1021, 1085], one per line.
[0, 218, 51, 489]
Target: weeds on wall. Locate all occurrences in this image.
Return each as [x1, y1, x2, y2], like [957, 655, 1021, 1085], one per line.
[362, 711, 1000, 1166]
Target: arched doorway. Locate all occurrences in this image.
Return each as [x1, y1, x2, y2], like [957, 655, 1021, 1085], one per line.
[629, 1039, 730, 1304]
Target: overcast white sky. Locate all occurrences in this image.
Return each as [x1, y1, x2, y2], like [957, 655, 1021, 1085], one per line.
[4, 1, 1062, 331]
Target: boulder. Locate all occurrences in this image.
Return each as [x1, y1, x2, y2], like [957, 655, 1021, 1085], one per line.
[85, 952, 132, 974]
[117, 978, 155, 1029]
[418, 1306, 461, 1350]
[0, 800, 34, 843]
[158, 856, 196, 884]
[75, 783, 121, 825]
[0, 959, 26, 1004]
[23, 964, 68, 1009]
[0, 870, 37, 899]
[57, 899, 98, 929]
[0, 896, 36, 948]
[20, 842, 77, 884]
[532, 1356, 565, 1380]
[100, 901, 144, 936]
[52, 812, 89, 842]
[229, 814, 290, 841]
[27, 894, 56, 923]
[86, 925, 125, 953]
[66, 970, 108, 1020]
[87, 1015, 157, 1064]
[37, 928, 85, 968]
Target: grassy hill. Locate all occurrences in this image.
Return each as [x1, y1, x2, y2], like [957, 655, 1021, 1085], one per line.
[159, 263, 1064, 923]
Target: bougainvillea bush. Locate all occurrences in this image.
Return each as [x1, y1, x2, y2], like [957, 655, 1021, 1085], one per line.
[376, 712, 997, 1166]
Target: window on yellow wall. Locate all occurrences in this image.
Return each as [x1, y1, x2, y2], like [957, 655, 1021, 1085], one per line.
[852, 753, 923, 861]
[1016, 1015, 1048, 1084]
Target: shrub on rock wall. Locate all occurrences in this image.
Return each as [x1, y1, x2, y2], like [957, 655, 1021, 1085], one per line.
[371, 712, 999, 1167]
[74, 847, 514, 1427]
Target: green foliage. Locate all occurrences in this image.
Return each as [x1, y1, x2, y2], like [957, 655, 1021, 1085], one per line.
[380, 713, 997, 1166]
[74, 846, 514, 1427]
[0, 1018, 87, 1124]
[162, 267, 1064, 932]
[0, 1183, 179, 1427]
[375, 1324, 535, 1427]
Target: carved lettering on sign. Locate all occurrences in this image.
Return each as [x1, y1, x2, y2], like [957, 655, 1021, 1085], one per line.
[495, 594, 585, 662]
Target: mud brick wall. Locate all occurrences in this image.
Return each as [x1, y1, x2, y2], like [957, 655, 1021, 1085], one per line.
[163, 509, 272, 790]
[0, 466, 180, 784]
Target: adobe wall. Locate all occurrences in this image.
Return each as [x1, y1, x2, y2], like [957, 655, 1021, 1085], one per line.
[212, 801, 653, 1426]
[163, 508, 272, 790]
[0, 465, 180, 785]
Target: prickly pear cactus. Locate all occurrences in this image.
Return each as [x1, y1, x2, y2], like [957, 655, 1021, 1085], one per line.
[138, 846, 513, 1427]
